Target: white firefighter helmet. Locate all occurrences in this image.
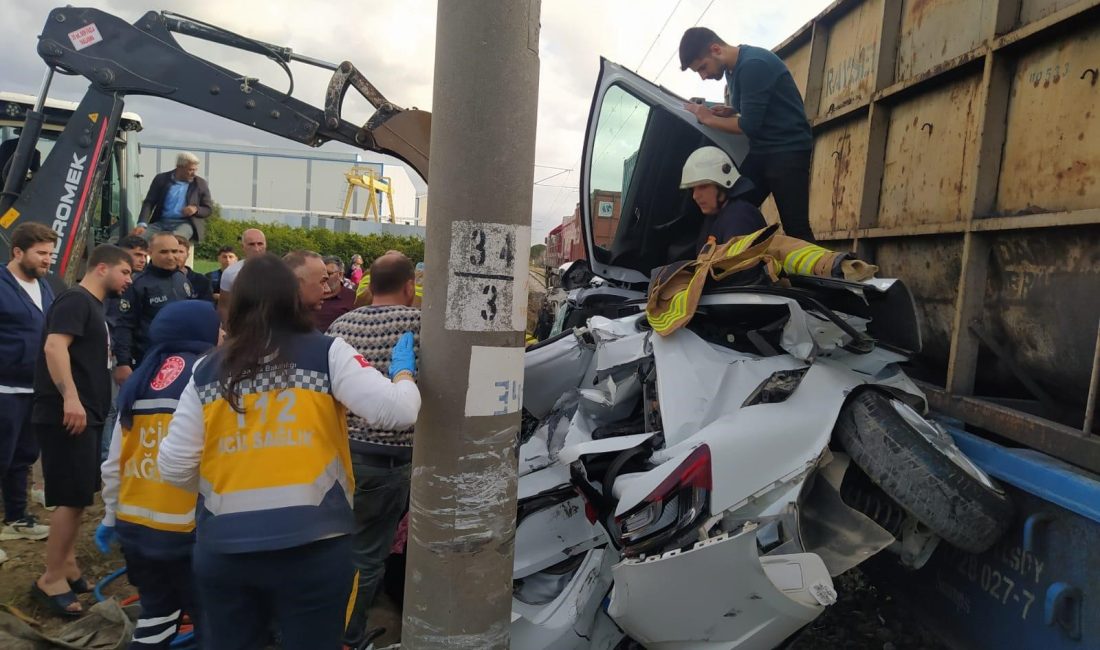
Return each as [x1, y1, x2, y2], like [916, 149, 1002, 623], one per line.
[679, 145, 739, 190]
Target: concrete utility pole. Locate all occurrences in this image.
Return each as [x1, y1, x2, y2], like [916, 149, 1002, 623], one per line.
[402, 1, 541, 648]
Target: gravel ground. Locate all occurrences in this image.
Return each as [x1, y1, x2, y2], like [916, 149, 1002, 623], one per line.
[787, 569, 951, 650]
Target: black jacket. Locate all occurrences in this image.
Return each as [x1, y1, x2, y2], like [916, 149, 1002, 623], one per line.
[114, 265, 195, 367]
[186, 268, 215, 303]
[139, 170, 214, 241]
[695, 199, 768, 252]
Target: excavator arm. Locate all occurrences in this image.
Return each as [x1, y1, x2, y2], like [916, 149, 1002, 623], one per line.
[0, 6, 430, 282]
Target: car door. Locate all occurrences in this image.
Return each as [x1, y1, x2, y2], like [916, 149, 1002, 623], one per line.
[579, 58, 750, 285]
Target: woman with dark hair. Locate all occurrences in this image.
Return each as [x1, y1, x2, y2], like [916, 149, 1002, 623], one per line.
[157, 253, 419, 649]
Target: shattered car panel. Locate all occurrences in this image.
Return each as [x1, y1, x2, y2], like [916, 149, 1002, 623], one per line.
[608, 526, 832, 649]
[510, 54, 1007, 649]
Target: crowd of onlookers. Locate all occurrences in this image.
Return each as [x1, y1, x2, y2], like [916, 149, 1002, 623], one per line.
[1, 150, 424, 648]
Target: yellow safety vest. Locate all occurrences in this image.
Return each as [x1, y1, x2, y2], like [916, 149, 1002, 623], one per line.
[356, 272, 372, 299]
[646, 226, 876, 336]
[191, 334, 355, 552]
[118, 410, 198, 533]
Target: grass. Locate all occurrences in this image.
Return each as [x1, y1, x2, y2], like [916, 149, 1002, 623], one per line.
[192, 258, 219, 274]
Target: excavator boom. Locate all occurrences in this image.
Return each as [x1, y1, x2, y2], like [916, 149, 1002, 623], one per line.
[0, 6, 430, 281]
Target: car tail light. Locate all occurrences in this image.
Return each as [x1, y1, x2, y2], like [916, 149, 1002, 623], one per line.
[615, 445, 711, 556]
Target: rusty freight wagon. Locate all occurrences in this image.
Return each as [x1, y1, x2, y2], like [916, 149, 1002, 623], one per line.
[764, 1, 1100, 646]
[766, 0, 1100, 456]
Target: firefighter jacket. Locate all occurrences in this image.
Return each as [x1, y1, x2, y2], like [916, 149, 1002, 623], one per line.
[101, 352, 202, 559]
[157, 334, 421, 554]
[115, 265, 195, 366]
[646, 224, 878, 336]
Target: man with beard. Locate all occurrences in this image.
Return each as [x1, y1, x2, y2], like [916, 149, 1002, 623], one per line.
[174, 236, 214, 303]
[31, 245, 133, 616]
[679, 27, 815, 242]
[101, 235, 151, 462]
[0, 224, 57, 559]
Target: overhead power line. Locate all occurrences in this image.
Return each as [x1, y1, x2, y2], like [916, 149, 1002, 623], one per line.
[654, 0, 720, 82]
[637, 0, 685, 73]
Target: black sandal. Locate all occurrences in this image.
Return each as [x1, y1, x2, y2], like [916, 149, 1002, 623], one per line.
[67, 576, 92, 594]
[30, 582, 83, 617]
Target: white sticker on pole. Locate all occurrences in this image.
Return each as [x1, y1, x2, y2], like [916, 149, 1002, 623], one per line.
[68, 24, 104, 51]
[465, 346, 524, 417]
[445, 221, 531, 332]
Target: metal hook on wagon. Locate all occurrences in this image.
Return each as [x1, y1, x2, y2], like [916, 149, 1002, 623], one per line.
[920, 122, 934, 136]
[1080, 68, 1098, 86]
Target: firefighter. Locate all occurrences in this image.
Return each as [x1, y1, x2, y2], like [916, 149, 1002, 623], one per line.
[97, 300, 221, 648]
[157, 253, 420, 650]
[680, 146, 767, 253]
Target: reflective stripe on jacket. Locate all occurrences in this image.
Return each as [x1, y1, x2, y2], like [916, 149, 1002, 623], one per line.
[189, 333, 355, 553]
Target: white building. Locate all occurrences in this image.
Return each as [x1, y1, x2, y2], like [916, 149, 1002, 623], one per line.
[136, 139, 427, 235]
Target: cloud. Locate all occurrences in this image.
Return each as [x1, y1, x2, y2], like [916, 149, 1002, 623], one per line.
[0, 0, 829, 241]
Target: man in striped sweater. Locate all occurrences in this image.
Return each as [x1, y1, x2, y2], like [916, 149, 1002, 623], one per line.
[325, 252, 420, 645]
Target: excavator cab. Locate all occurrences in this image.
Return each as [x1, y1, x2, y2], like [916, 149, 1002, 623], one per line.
[0, 92, 143, 253]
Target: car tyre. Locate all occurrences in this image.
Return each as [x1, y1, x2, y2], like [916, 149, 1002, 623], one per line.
[834, 390, 1013, 553]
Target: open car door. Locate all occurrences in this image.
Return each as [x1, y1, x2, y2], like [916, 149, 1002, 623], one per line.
[578, 59, 750, 286]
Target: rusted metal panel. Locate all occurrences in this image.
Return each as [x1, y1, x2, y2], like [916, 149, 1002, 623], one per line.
[774, 0, 1100, 451]
[879, 74, 983, 227]
[1019, 0, 1083, 26]
[808, 117, 870, 234]
[896, 0, 996, 81]
[818, 0, 884, 117]
[781, 41, 813, 98]
[985, 229, 1100, 402]
[995, 23, 1100, 215]
[872, 236, 964, 380]
[920, 384, 1100, 473]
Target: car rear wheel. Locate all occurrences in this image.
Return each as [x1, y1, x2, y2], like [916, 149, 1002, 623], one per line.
[834, 390, 1013, 553]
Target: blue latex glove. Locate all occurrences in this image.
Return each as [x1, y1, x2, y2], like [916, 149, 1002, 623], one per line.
[94, 523, 117, 554]
[389, 332, 416, 378]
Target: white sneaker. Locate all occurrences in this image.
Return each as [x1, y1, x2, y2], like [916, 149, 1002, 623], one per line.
[0, 516, 50, 541]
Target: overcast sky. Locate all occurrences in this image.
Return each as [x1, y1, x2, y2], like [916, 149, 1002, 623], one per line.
[0, 0, 829, 240]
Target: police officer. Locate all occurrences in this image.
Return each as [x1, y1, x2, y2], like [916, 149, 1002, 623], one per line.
[96, 301, 221, 648]
[158, 254, 420, 650]
[113, 232, 195, 385]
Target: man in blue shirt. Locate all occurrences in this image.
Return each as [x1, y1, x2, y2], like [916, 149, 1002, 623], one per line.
[137, 152, 214, 245]
[679, 27, 816, 242]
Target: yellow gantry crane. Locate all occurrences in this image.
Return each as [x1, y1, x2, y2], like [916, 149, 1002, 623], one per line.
[341, 166, 397, 223]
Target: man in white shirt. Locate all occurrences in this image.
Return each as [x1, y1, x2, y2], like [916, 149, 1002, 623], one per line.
[0, 223, 58, 555]
[215, 228, 266, 322]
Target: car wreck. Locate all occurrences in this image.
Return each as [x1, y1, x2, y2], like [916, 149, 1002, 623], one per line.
[508, 60, 1012, 650]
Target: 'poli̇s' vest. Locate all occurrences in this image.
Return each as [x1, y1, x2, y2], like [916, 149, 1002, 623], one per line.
[116, 351, 202, 559]
[190, 333, 354, 554]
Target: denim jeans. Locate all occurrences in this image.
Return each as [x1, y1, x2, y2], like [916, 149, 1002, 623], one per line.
[144, 221, 194, 240]
[343, 458, 410, 644]
[0, 393, 36, 522]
